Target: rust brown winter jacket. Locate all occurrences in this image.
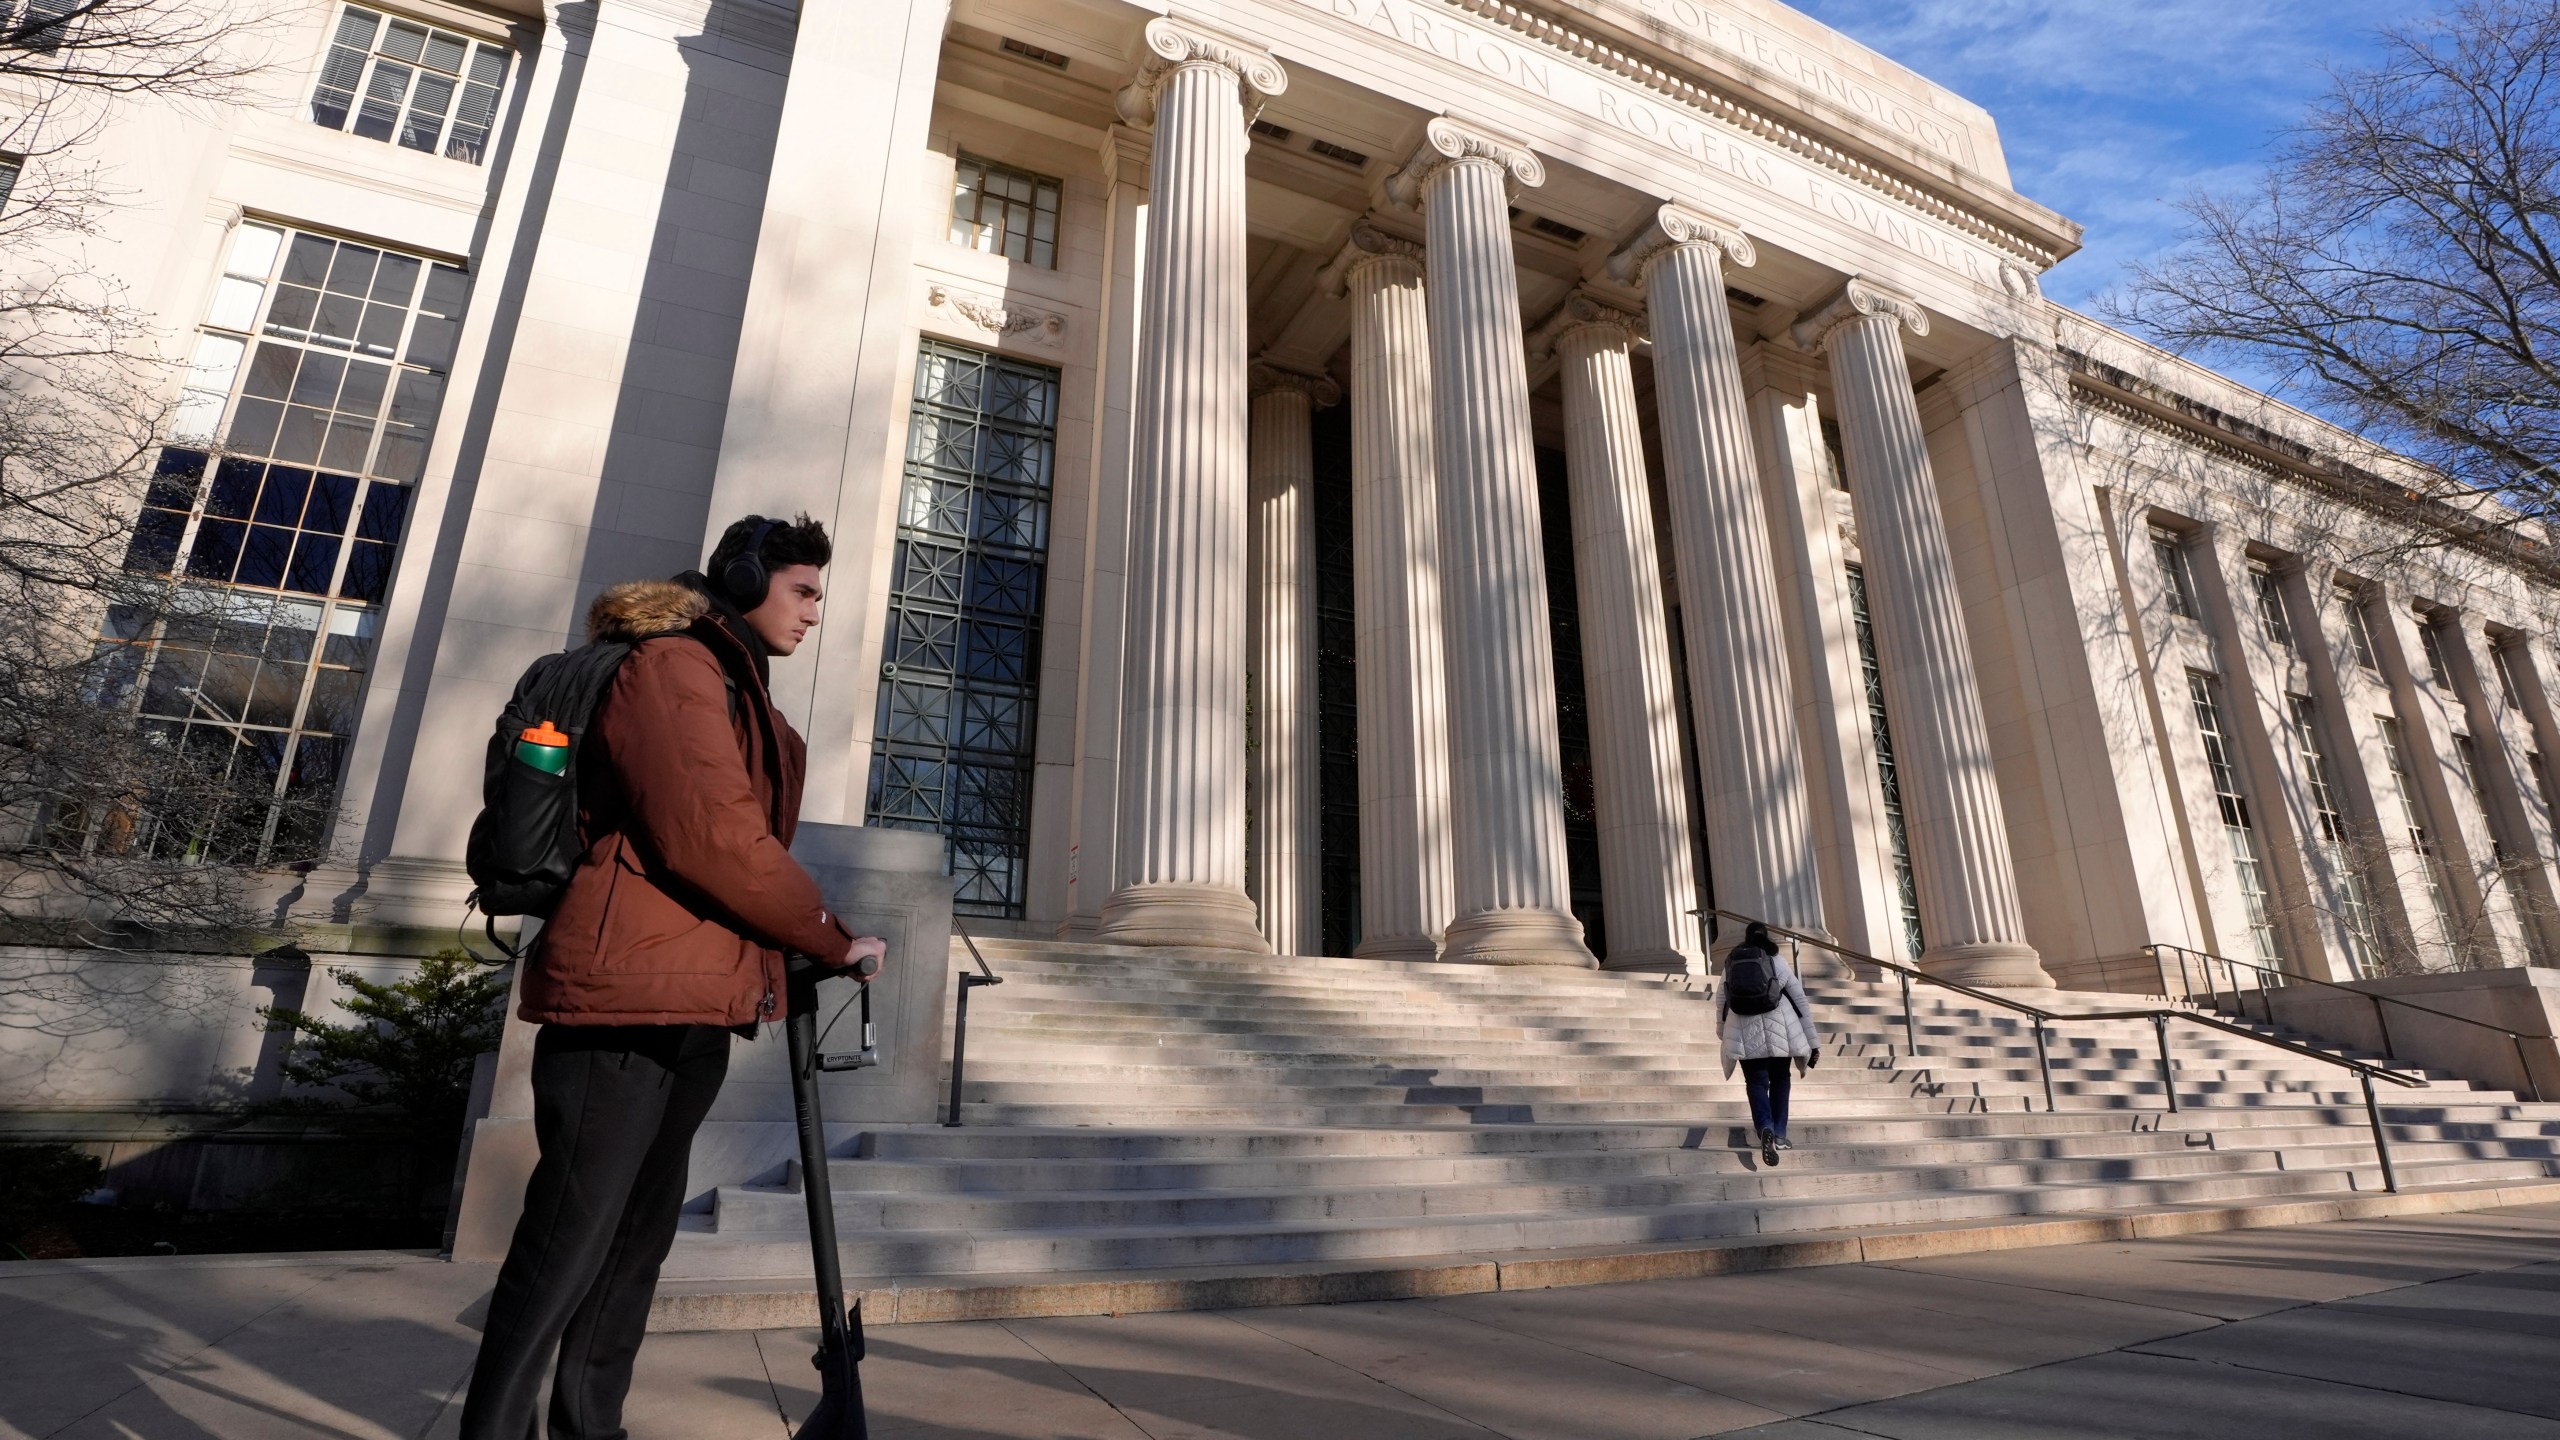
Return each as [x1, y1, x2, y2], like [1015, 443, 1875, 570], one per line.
[520, 577, 852, 1027]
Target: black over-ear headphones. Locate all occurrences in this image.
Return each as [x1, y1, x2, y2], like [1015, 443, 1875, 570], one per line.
[721, 516, 780, 607]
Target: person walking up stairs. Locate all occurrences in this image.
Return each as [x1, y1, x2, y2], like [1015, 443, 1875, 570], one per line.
[1719, 921, 1820, 1168]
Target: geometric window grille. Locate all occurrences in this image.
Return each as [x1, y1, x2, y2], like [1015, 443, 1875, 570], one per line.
[310, 5, 512, 165]
[92, 221, 467, 863]
[865, 341, 1058, 918]
[948, 153, 1062, 269]
[1846, 563, 1924, 963]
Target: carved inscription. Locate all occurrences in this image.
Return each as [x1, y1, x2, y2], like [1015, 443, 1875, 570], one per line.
[1300, 0, 2016, 291]
[1612, 0, 1976, 167]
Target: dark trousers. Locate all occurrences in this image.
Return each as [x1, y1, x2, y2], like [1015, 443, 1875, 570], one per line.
[459, 1023, 731, 1440]
[1742, 1055, 1793, 1139]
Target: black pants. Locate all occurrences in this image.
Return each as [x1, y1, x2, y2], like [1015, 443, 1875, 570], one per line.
[1742, 1055, 1793, 1139]
[460, 1022, 731, 1440]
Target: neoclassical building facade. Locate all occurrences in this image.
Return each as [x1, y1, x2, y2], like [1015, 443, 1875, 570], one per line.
[41, 0, 2560, 1008]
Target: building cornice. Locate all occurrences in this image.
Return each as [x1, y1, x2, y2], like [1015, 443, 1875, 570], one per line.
[1443, 0, 2079, 268]
[2063, 349, 2560, 588]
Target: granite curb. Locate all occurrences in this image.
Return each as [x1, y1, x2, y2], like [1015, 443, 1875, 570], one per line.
[644, 1177, 2560, 1331]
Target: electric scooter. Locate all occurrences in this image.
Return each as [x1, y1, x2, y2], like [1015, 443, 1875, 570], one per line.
[784, 948, 882, 1440]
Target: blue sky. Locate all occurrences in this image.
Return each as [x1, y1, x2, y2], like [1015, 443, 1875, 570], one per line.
[1785, 0, 2421, 309]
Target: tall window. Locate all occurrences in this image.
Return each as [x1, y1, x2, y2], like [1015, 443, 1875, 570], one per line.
[2452, 733, 2494, 825]
[0, 151, 20, 209]
[2188, 672, 2280, 963]
[310, 6, 511, 165]
[865, 341, 1058, 918]
[2288, 694, 2380, 977]
[2418, 611, 2451, 683]
[96, 221, 465, 861]
[2151, 526, 2200, 619]
[948, 154, 1061, 268]
[1848, 564, 1924, 961]
[2493, 645, 2526, 709]
[2248, 560, 2291, 648]
[2380, 714, 2457, 961]
[2341, 586, 2381, 673]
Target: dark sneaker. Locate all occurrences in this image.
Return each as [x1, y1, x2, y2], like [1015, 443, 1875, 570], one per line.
[1772, 1135, 1795, 1152]
[1760, 1130, 1780, 1167]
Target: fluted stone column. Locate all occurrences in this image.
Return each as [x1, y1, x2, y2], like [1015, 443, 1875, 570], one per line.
[1796, 279, 2048, 986]
[1387, 117, 1594, 968]
[1316, 221, 1455, 960]
[1611, 204, 1826, 948]
[1097, 18, 1285, 952]
[1529, 291, 1703, 972]
[1248, 365, 1335, 956]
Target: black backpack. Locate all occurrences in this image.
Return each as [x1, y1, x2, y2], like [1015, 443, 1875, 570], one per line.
[463, 640, 641, 926]
[1724, 947, 1781, 1016]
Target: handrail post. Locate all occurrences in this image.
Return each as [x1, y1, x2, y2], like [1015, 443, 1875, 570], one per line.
[944, 970, 974, 1126]
[2373, 996, 2396, 1061]
[2515, 1032, 2542, 1104]
[2033, 1019, 2056, 1113]
[2153, 1012, 2179, 1114]
[1900, 972, 1917, 1059]
[2360, 1070, 2399, 1193]
[2178, 949, 2194, 1005]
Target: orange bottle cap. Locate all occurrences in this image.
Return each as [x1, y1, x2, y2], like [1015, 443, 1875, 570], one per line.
[519, 720, 571, 746]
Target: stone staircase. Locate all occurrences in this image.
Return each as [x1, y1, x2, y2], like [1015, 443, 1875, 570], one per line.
[655, 940, 2560, 1311]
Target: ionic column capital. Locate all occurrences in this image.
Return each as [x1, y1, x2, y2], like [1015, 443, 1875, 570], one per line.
[1385, 115, 1544, 209]
[1114, 16, 1287, 127]
[1249, 361, 1342, 408]
[1316, 218, 1425, 296]
[1606, 202, 1755, 289]
[1528, 289, 1647, 359]
[1793, 277, 1931, 352]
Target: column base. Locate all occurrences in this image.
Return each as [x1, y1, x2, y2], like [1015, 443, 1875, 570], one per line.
[1096, 883, 1272, 953]
[1918, 940, 2051, 989]
[1440, 909, 1598, 968]
[1598, 947, 1698, 976]
[1354, 933, 1442, 962]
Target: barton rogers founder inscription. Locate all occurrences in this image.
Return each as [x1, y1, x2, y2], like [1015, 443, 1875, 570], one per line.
[1294, 0, 2021, 290]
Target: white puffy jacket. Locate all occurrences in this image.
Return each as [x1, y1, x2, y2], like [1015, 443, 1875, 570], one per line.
[1718, 947, 1819, 1075]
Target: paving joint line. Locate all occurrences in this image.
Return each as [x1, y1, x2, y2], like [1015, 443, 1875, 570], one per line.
[993, 1315, 1172, 1440]
[1217, 1306, 1531, 1440]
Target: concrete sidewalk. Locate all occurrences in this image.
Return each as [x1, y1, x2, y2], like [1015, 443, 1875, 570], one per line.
[2, 1205, 2555, 1439]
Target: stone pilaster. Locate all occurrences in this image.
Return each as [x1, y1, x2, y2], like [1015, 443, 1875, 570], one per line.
[1247, 364, 1336, 956]
[1060, 125, 1151, 938]
[1317, 221, 1455, 959]
[1611, 205, 1826, 948]
[1389, 118, 1594, 968]
[1529, 291, 1703, 972]
[1796, 279, 2048, 986]
[1096, 18, 1286, 952]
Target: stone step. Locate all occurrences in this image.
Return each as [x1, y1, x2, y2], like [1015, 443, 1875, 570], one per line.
[672, 1168, 2421, 1281]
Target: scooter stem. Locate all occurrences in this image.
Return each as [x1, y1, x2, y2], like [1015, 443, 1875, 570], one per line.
[784, 952, 868, 1440]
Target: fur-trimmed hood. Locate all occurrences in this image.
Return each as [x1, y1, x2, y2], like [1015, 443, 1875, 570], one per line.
[586, 579, 709, 643]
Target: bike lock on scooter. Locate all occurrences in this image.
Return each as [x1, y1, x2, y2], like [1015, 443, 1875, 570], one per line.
[784, 947, 882, 1440]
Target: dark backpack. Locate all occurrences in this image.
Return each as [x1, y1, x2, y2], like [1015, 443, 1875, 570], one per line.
[463, 640, 640, 923]
[1724, 948, 1781, 1016]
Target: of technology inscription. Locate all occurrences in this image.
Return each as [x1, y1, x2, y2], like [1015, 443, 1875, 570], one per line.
[1294, 0, 2036, 293]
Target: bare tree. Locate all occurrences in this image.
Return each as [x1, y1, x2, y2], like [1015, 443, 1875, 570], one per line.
[0, 0, 313, 941]
[2107, 2, 2560, 531]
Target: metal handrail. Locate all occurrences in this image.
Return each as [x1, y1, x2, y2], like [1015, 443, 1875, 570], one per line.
[1698, 907, 2426, 1190]
[2147, 941, 2547, 1104]
[943, 916, 1003, 1127]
